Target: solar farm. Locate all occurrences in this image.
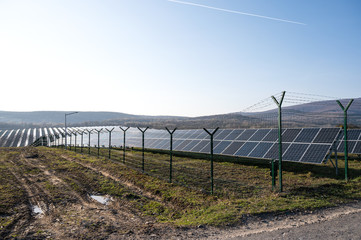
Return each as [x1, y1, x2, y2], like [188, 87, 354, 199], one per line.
[2, 126, 359, 163]
[1, 94, 361, 239]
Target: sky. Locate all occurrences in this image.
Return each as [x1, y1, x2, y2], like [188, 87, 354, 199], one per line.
[0, 0, 360, 117]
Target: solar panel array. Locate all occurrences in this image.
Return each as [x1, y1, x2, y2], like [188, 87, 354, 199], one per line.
[0, 128, 65, 147]
[2, 126, 359, 164]
[336, 129, 361, 154]
[120, 127, 341, 164]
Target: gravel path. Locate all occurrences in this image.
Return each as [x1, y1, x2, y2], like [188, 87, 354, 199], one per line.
[206, 200, 361, 240]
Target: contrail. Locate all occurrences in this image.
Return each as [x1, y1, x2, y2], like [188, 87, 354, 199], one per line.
[167, 0, 306, 25]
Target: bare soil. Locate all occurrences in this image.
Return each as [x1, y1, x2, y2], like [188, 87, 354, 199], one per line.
[0, 147, 206, 239]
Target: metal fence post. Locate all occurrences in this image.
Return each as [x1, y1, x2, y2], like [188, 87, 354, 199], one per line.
[85, 129, 93, 154]
[69, 131, 72, 151]
[94, 129, 103, 157]
[78, 130, 84, 153]
[105, 128, 115, 159]
[137, 127, 149, 173]
[272, 91, 285, 192]
[74, 131, 77, 152]
[337, 99, 354, 181]
[204, 127, 219, 195]
[166, 127, 177, 183]
[271, 159, 277, 191]
[119, 127, 130, 163]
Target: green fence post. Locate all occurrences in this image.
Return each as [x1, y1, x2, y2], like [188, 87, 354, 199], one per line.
[105, 128, 115, 159]
[204, 127, 219, 195]
[94, 129, 103, 157]
[336, 99, 354, 181]
[78, 130, 84, 153]
[69, 132, 72, 151]
[166, 127, 177, 183]
[137, 127, 149, 173]
[119, 127, 130, 163]
[86, 129, 93, 154]
[271, 91, 286, 192]
[270, 159, 277, 191]
[74, 132, 77, 152]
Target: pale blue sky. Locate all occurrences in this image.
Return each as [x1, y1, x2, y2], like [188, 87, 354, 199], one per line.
[0, 0, 360, 116]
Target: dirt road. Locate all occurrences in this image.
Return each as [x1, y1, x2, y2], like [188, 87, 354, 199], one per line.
[205, 200, 361, 239]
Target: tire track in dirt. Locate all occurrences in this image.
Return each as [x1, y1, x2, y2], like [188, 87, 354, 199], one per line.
[20, 154, 89, 207]
[20, 153, 145, 223]
[1, 148, 154, 239]
[61, 154, 164, 203]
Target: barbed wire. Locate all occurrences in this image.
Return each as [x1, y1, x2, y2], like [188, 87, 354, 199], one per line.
[242, 91, 350, 113]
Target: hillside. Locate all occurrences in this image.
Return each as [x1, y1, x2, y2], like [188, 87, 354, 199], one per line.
[0, 98, 360, 129]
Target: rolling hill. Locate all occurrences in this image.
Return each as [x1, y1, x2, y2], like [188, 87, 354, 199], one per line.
[0, 97, 360, 129]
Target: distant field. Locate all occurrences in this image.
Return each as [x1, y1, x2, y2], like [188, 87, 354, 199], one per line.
[1, 147, 361, 239]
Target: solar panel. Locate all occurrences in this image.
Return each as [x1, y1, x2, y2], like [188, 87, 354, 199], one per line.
[235, 142, 258, 157]
[148, 139, 163, 149]
[145, 138, 157, 148]
[283, 143, 309, 161]
[214, 129, 233, 140]
[264, 143, 290, 160]
[249, 129, 271, 141]
[338, 129, 361, 141]
[213, 141, 232, 154]
[192, 140, 209, 152]
[301, 144, 332, 163]
[313, 128, 341, 143]
[182, 131, 194, 139]
[155, 139, 169, 149]
[222, 141, 245, 155]
[174, 140, 192, 151]
[224, 129, 244, 140]
[174, 130, 189, 139]
[248, 142, 274, 158]
[172, 139, 185, 149]
[294, 128, 319, 143]
[199, 142, 211, 153]
[282, 129, 301, 142]
[263, 129, 279, 142]
[158, 139, 170, 150]
[182, 140, 201, 152]
[337, 141, 357, 153]
[353, 141, 361, 154]
[236, 129, 257, 141]
[195, 131, 208, 140]
[188, 130, 203, 140]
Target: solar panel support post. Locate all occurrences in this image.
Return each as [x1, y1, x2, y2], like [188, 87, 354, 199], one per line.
[85, 129, 93, 155]
[336, 99, 354, 181]
[328, 141, 339, 176]
[105, 128, 115, 159]
[137, 127, 149, 173]
[120, 127, 130, 163]
[94, 129, 103, 157]
[204, 127, 220, 195]
[166, 127, 177, 183]
[272, 91, 286, 192]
